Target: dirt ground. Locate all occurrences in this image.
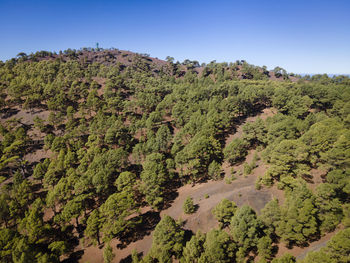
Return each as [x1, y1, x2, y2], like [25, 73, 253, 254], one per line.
[1, 106, 50, 126]
[276, 226, 343, 260]
[79, 149, 274, 263]
[78, 109, 280, 263]
[308, 168, 326, 192]
[3, 105, 333, 263]
[161, 151, 272, 233]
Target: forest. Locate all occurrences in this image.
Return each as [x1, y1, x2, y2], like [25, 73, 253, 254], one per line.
[0, 47, 349, 263]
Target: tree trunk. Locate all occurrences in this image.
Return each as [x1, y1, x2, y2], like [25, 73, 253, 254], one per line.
[97, 230, 101, 245]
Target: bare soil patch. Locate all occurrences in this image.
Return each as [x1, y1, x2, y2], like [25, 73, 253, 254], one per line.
[308, 168, 326, 192]
[1, 106, 50, 125]
[24, 148, 52, 164]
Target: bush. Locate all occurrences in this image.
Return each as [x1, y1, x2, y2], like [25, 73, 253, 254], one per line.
[243, 163, 253, 175]
[183, 196, 196, 214]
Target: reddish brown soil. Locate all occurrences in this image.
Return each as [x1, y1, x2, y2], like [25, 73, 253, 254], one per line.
[80, 108, 279, 262]
[308, 168, 326, 192]
[162, 151, 272, 233]
[24, 148, 52, 164]
[4, 103, 324, 262]
[6, 106, 50, 126]
[78, 149, 274, 263]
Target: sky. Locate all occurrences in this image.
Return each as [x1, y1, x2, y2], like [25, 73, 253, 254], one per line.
[0, 0, 350, 74]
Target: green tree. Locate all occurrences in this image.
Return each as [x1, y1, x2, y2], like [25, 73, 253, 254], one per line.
[11, 237, 35, 263]
[99, 190, 136, 241]
[326, 169, 350, 201]
[342, 204, 350, 227]
[183, 196, 195, 214]
[207, 160, 223, 180]
[257, 236, 273, 260]
[223, 138, 249, 165]
[276, 181, 318, 246]
[199, 229, 236, 263]
[212, 198, 237, 228]
[315, 183, 343, 233]
[259, 198, 281, 234]
[263, 139, 309, 185]
[300, 118, 343, 166]
[140, 153, 168, 209]
[242, 118, 267, 146]
[33, 159, 50, 182]
[19, 198, 48, 244]
[300, 250, 334, 263]
[182, 231, 205, 263]
[86, 148, 128, 194]
[322, 131, 350, 169]
[85, 209, 101, 245]
[271, 253, 295, 263]
[176, 134, 222, 182]
[57, 195, 87, 229]
[114, 171, 136, 192]
[322, 228, 350, 263]
[86, 88, 101, 114]
[230, 205, 264, 252]
[155, 125, 172, 153]
[103, 243, 115, 263]
[0, 192, 10, 227]
[150, 215, 185, 262]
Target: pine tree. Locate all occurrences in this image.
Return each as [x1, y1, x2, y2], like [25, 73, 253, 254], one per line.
[212, 198, 237, 228]
[183, 196, 195, 214]
[85, 209, 101, 245]
[150, 215, 185, 262]
[103, 243, 115, 263]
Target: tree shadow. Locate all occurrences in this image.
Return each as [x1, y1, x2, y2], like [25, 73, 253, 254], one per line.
[161, 176, 181, 210]
[193, 204, 199, 213]
[270, 244, 279, 258]
[26, 139, 45, 155]
[1, 107, 19, 118]
[117, 211, 161, 249]
[120, 251, 143, 263]
[49, 224, 83, 262]
[61, 250, 84, 263]
[302, 173, 314, 184]
[184, 229, 194, 243]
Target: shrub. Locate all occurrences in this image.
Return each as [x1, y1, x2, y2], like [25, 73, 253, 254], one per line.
[183, 196, 196, 214]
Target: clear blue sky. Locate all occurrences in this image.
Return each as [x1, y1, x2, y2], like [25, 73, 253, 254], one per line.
[1, 0, 350, 74]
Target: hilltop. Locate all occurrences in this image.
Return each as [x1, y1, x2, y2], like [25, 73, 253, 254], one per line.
[11, 47, 299, 81]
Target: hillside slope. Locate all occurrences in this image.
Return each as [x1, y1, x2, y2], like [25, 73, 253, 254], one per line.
[0, 48, 349, 263]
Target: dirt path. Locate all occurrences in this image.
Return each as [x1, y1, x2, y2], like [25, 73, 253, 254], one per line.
[296, 239, 329, 260]
[276, 227, 343, 260]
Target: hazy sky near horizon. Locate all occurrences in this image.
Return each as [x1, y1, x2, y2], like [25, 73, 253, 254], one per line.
[1, 0, 349, 74]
